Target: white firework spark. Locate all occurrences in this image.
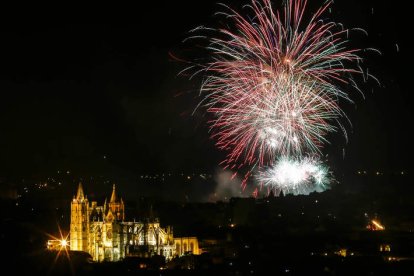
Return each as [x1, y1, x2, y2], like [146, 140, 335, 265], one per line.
[258, 156, 330, 195]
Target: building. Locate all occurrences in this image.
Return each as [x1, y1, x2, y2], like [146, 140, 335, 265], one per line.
[70, 183, 200, 262]
[174, 237, 200, 256]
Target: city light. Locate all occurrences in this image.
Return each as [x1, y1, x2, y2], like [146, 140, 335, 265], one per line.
[60, 239, 68, 247]
[367, 219, 385, 231]
[372, 220, 385, 230]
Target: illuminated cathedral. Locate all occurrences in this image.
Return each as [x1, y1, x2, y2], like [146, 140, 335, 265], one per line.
[70, 183, 199, 262]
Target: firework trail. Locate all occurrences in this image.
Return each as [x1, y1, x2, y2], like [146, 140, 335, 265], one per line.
[186, 0, 368, 194]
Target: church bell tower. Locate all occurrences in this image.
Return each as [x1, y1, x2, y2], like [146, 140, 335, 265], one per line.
[70, 182, 89, 251]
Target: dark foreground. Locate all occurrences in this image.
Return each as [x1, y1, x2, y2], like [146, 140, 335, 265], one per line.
[4, 250, 414, 276]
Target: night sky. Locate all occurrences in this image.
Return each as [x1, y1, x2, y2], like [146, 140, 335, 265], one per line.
[0, 0, 412, 185]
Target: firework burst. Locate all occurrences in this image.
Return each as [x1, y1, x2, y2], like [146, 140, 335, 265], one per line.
[186, 0, 369, 194]
[257, 156, 330, 195]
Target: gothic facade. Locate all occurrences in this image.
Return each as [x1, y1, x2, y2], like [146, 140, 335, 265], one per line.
[70, 183, 198, 262]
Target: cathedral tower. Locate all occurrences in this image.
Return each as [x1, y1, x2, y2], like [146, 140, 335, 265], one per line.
[70, 182, 90, 251]
[108, 184, 125, 221]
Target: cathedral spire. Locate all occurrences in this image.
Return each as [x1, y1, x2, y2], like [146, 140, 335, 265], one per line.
[110, 184, 117, 203]
[76, 182, 85, 200]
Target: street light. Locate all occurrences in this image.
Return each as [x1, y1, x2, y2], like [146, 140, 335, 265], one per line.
[60, 239, 68, 247]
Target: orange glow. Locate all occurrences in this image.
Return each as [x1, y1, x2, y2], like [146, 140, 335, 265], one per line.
[372, 220, 385, 230]
[367, 219, 385, 231]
